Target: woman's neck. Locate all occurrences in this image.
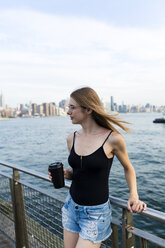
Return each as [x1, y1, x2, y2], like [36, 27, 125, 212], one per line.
[80, 117, 106, 135]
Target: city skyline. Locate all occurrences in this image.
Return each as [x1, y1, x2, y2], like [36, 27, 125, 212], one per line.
[0, 1, 165, 106]
[1, 91, 164, 118]
[0, 91, 164, 109]
[1, 95, 164, 119]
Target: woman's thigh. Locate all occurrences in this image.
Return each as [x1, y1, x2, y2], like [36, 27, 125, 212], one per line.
[75, 236, 101, 248]
[63, 228, 79, 248]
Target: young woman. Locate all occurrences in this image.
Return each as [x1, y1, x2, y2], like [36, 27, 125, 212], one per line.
[50, 87, 146, 248]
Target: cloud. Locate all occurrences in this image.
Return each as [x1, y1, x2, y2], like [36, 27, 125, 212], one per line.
[0, 8, 165, 106]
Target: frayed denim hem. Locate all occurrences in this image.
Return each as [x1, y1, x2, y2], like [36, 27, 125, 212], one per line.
[63, 226, 79, 234]
[79, 229, 112, 244]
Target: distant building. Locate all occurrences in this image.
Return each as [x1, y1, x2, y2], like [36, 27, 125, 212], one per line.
[131, 105, 139, 113]
[59, 99, 67, 109]
[153, 105, 157, 112]
[113, 103, 118, 112]
[139, 105, 146, 112]
[17, 104, 24, 112]
[20, 104, 24, 112]
[52, 102, 56, 107]
[49, 103, 53, 116]
[49, 103, 56, 116]
[1, 108, 14, 117]
[56, 106, 67, 116]
[145, 103, 151, 108]
[32, 103, 37, 116]
[37, 105, 43, 116]
[0, 92, 5, 109]
[52, 105, 56, 116]
[110, 96, 114, 111]
[43, 103, 49, 116]
[118, 105, 123, 113]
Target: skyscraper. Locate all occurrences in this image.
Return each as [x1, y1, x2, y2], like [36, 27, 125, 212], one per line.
[43, 103, 49, 116]
[32, 103, 37, 116]
[49, 103, 53, 116]
[0, 92, 5, 109]
[110, 96, 114, 111]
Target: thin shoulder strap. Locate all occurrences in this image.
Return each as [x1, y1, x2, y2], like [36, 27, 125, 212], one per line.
[72, 131, 77, 147]
[102, 130, 113, 146]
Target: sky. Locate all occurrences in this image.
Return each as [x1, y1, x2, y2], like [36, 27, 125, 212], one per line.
[0, 0, 165, 107]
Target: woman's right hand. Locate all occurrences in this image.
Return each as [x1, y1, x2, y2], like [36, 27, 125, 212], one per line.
[48, 169, 52, 182]
[48, 168, 68, 181]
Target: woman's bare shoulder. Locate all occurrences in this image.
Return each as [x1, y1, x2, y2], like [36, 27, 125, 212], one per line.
[111, 131, 123, 139]
[67, 132, 74, 143]
[66, 132, 75, 152]
[110, 131, 125, 148]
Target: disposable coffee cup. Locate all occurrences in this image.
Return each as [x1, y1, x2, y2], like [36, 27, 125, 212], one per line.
[48, 162, 65, 189]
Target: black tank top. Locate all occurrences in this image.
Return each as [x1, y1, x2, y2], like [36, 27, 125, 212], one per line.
[68, 130, 114, 206]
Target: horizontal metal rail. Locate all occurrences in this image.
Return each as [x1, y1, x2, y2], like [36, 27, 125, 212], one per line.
[127, 227, 165, 247]
[0, 160, 50, 182]
[109, 195, 165, 224]
[1, 160, 164, 224]
[0, 160, 165, 248]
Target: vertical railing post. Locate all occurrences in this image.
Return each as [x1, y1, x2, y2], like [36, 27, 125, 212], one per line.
[11, 169, 29, 248]
[122, 208, 136, 248]
[111, 223, 119, 248]
[139, 238, 148, 248]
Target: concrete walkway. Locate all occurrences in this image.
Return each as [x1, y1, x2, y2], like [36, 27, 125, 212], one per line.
[0, 232, 15, 248]
[0, 213, 15, 248]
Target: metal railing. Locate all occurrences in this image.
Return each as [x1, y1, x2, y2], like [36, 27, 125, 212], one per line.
[0, 160, 165, 248]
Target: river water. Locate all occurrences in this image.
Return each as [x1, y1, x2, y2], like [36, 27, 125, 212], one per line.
[0, 113, 165, 239]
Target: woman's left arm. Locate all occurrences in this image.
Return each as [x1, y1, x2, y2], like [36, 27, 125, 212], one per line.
[111, 133, 147, 213]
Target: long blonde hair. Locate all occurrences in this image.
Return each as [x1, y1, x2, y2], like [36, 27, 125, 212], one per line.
[70, 87, 130, 133]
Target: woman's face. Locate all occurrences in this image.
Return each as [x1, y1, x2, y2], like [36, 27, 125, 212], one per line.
[67, 97, 87, 124]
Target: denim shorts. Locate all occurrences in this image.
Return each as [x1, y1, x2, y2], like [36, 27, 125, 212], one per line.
[62, 193, 112, 243]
